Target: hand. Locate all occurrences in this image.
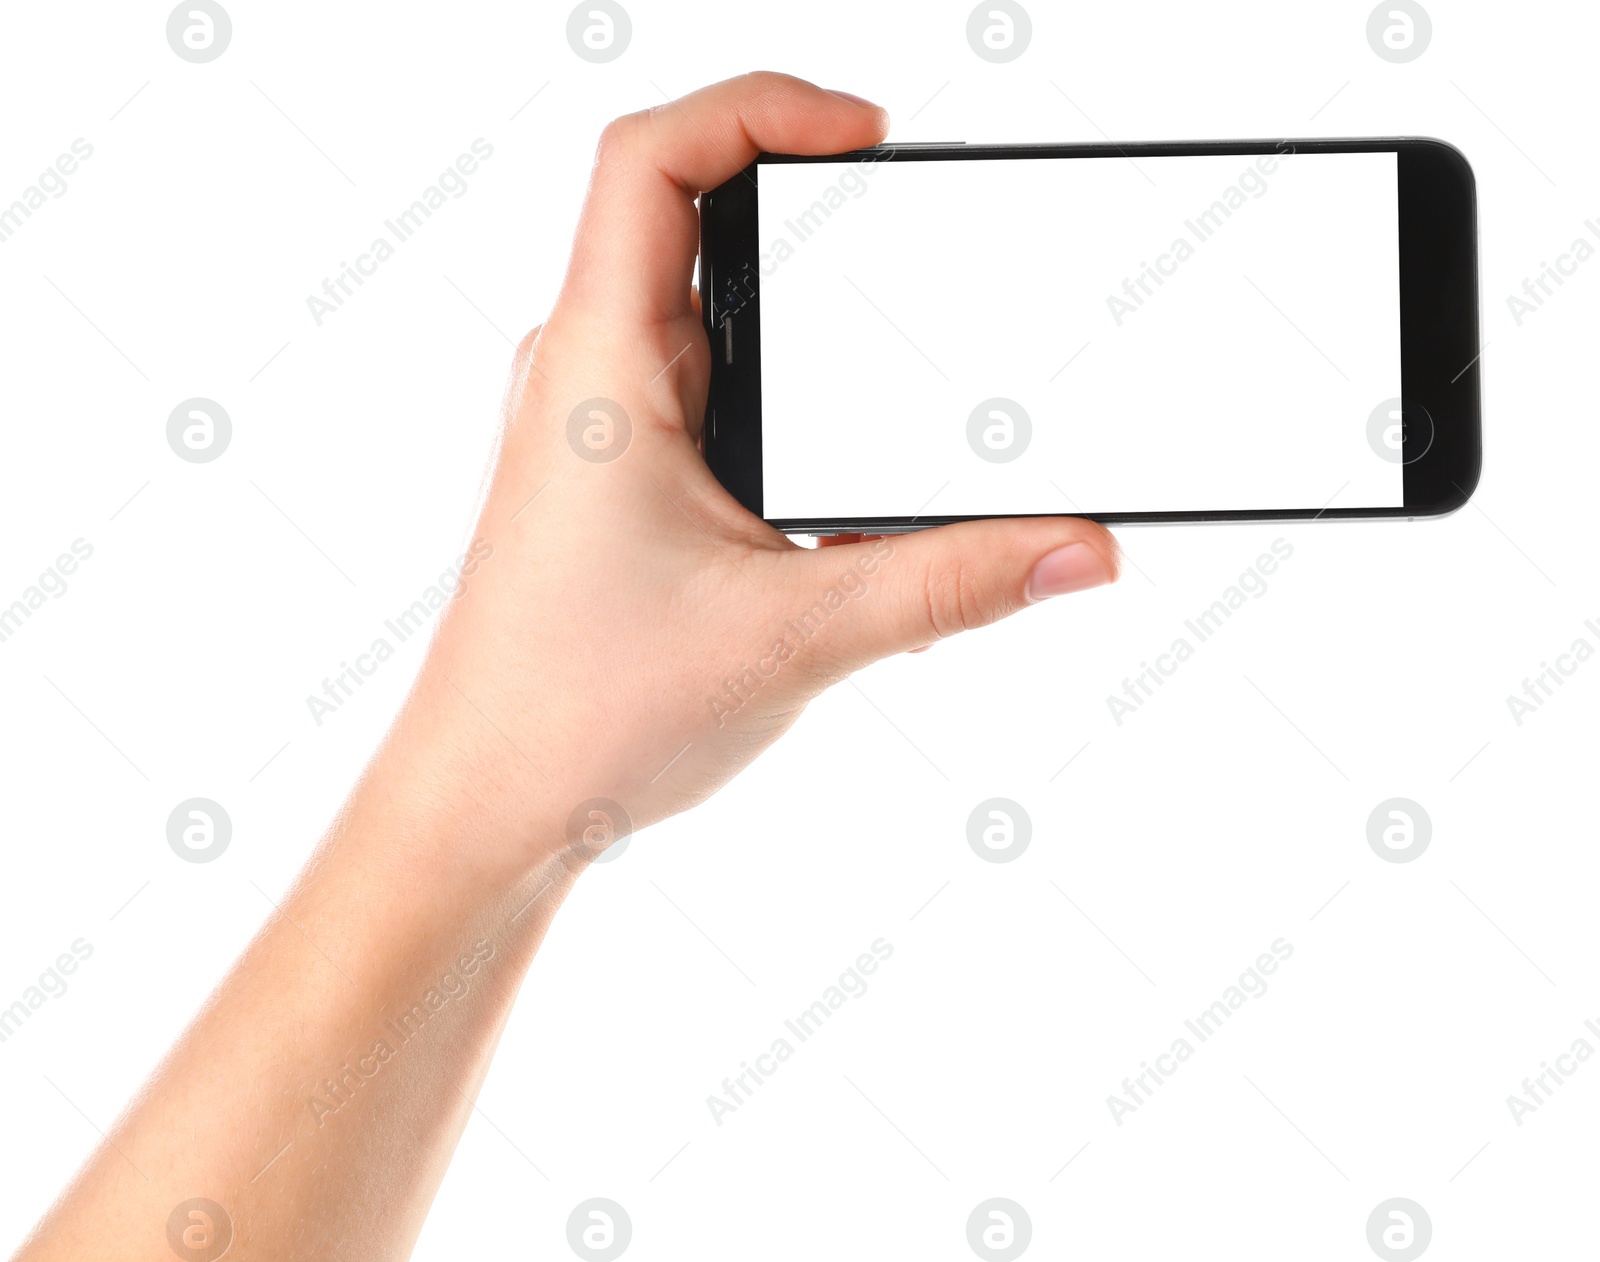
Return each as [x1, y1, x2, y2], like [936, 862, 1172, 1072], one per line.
[390, 72, 1121, 876]
[8, 72, 1123, 1262]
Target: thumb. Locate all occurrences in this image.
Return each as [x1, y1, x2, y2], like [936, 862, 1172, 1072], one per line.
[812, 518, 1120, 669]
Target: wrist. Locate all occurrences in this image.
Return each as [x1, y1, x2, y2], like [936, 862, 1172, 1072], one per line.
[345, 709, 587, 894]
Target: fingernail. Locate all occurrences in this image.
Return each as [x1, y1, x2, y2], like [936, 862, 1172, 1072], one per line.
[1026, 543, 1113, 602]
[826, 88, 881, 109]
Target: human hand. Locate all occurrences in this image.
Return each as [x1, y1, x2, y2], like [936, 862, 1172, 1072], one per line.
[6, 71, 1123, 1262]
[388, 72, 1121, 876]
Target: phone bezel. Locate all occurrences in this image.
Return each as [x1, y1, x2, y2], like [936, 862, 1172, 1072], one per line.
[699, 138, 1480, 531]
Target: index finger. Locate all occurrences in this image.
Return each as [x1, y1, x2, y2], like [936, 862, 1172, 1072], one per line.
[561, 72, 889, 325]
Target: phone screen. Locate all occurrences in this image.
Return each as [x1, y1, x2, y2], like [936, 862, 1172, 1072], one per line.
[755, 151, 1404, 519]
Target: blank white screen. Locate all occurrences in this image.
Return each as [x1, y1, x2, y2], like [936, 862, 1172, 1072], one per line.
[756, 151, 1403, 518]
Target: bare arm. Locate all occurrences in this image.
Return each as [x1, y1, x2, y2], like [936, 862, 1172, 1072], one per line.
[13, 72, 1118, 1261]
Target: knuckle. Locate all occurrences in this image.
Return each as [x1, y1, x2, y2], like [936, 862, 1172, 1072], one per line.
[740, 69, 801, 97]
[507, 324, 549, 390]
[594, 112, 645, 167]
[514, 323, 543, 363]
[920, 561, 985, 640]
[738, 69, 787, 96]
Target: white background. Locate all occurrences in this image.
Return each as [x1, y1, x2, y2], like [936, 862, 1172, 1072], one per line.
[1, 2, 1596, 1260]
[760, 152, 1404, 515]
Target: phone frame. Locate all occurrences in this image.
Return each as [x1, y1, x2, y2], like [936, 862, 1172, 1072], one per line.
[699, 137, 1480, 532]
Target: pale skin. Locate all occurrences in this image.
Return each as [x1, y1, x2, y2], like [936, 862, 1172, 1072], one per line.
[12, 73, 1119, 1260]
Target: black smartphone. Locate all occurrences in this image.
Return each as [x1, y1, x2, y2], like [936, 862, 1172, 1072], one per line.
[698, 138, 1480, 532]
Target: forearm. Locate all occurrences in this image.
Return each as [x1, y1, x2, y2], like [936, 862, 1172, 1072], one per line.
[14, 726, 578, 1261]
[10, 70, 1122, 1262]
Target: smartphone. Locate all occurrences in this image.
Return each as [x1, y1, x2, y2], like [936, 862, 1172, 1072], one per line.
[698, 139, 1480, 532]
